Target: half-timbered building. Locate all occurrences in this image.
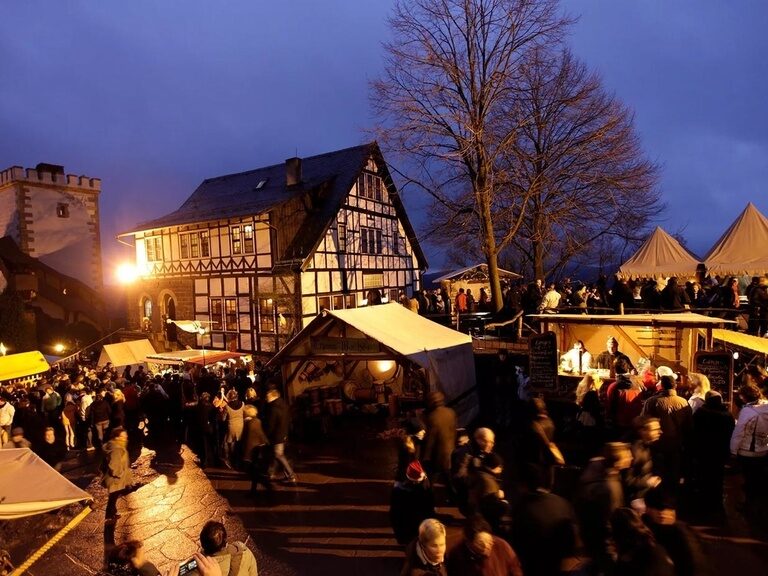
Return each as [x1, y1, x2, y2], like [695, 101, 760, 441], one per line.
[119, 142, 427, 356]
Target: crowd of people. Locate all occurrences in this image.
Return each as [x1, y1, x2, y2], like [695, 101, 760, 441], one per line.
[0, 359, 296, 575]
[390, 351, 768, 576]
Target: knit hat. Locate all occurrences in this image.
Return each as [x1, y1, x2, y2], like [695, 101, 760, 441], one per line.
[406, 460, 426, 482]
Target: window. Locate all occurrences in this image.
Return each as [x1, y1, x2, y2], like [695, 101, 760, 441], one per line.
[360, 227, 381, 255]
[259, 298, 275, 332]
[180, 231, 210, 259]
[345, 294, 356, 309]
[333, 295, 344, 310]
[256, 179, 268, 189]
[145, 236, 163, 262]
[392, 221, 400, 255]
[142, 297, 153, 319]
[180, 235, 189, 259]
[56, 203, 69, 218]
[363, 272, 384, 289]
[210, 298, 223, 330]
[190, 233, 199, 258]
[358, 172, 384, 200]
[225, 298, 237, 331]
[318, 296, 331, 311]
[243, 225, 254, 253]
[231, 227, 241, 254]
[338, 223, 347, 252]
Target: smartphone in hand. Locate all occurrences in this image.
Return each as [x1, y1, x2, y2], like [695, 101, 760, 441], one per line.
[178, 557, 198, 575]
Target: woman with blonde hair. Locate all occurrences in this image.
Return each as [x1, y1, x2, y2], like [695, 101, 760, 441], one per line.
[400, 518, 447, 576]
[687, 372, 710, 413]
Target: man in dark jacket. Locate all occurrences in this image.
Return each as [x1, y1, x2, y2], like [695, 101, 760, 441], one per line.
[692, 391, 735, 517]
[421, 391, 456, 491]
[265, 388, 296, 483]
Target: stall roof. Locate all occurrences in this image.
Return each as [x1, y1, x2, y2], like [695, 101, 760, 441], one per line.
[529, 312, 733, 328]
[433, 263, 521, 284]
[0, 448, 93, 519]
[99, 339, 156, 368]
[0, 351, 50, 382]
[617, 226, 701, 280]
[709, 329, 768, 355]
[704, 203, 768, 276]
[146, 349, 245, 366]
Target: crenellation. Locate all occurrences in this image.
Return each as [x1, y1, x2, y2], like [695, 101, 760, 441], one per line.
[0, 165, 100, 191]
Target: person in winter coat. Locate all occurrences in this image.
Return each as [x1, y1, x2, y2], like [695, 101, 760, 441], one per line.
[3, 426, 32, 449]
[102, 427, 133, 522]
[241, 404, 271, 494]
[400, 518, 447, 576]
[446, 516, 523, 576]
[264, 388, 296, 482]
[390, 460, 436, 545]
[611, 507, 674, 576]
[730, 383, 768, 511]
[692, 391, 735, 517]
[199, 520, 258, 576]
[222, 389, 244, 469]
[421, 391, 457, 489]
[467, 452, 509, 534]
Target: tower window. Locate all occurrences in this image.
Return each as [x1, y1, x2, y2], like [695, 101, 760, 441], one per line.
[56, 203, 69, 218]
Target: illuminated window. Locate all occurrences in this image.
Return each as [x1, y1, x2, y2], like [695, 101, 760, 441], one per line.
[363, 272, 384, 289]
[243, 225, 254, 253]
[200, 231, 210, 257]
[210, 298, 223, 330]
[231, 227, 241, 254]
[142, 297, 153, 319]
[225, 298, 237, 331]
[56, 203, 69, 218]
[259, 298, 275, 332]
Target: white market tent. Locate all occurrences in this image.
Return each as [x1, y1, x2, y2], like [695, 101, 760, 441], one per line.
[704, 203, 768, 276]
[98, 339, 157, 368]
[0, 449, 92, 519]
[617, 227, 702, 280]
[0, 351, 50, 384]
[271, 303, 478, 425]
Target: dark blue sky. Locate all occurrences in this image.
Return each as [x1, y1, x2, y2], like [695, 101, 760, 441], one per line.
[2, 1, 767, 282]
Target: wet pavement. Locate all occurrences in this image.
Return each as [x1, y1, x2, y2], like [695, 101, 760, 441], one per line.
[4, 410, 768, 575]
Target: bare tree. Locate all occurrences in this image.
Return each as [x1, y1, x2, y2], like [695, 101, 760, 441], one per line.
[372, 0, 572, 312]
[502, 47, 662, 280]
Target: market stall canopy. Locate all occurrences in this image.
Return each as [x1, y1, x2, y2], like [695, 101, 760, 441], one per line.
[705, 203, 768, 276]
[529, 312, 733, 328]
[0, 351, 50, 382]
[271, 303, 477, 425]
[433, 263, 521, 284]
[98, 339, 157, 368]
[709, 328, 768, 355]
[0, 448, 93, 519]
[617, 227, 701, 280]
[146, 349, 245, 366]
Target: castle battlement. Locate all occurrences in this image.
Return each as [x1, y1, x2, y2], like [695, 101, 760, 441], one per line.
[0, 164, 101, 191]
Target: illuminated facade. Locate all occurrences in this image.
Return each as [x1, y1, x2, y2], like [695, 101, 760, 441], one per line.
[119, 142, 427, 356]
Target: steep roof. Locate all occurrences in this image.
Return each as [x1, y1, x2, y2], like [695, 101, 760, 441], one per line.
[122, 142, 427, 270]
[617, 226, 701, 279]
[704, 203, 768, 276]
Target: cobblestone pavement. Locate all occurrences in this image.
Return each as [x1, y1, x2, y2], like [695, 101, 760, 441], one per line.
[5, 412, 768, 575]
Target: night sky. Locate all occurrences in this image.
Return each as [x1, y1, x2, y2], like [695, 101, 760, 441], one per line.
[2, 1, 767, 283]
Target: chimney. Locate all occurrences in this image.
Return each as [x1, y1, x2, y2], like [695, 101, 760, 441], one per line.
[285, 157, 302, 186]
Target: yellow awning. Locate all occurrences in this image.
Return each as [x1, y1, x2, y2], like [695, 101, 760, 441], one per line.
[711, 329, 768, 355]
[0, 351, 50, 382]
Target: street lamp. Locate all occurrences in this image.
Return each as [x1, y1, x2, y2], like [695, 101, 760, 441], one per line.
[54, 343, 65, 354]
[0, 342, 6, 356]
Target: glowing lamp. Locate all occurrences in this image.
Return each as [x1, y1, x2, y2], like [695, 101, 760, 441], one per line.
[116, 263, 139, 284]
[368, 360, 398, 380]
[54, 343, 65, 354]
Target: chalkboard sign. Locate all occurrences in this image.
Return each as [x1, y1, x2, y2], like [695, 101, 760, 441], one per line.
[693, 351, 733, 403]
[529, 331, 558, 391]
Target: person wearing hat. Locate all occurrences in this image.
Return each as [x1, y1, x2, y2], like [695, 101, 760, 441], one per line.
[595, 337, 636, 376]
[3, 427, 31, 449]
[642, 374, 693, 492]
[390, 460, 436, 545]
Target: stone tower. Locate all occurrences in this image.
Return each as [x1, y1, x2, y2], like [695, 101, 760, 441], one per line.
[0, 163, 103, 289]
